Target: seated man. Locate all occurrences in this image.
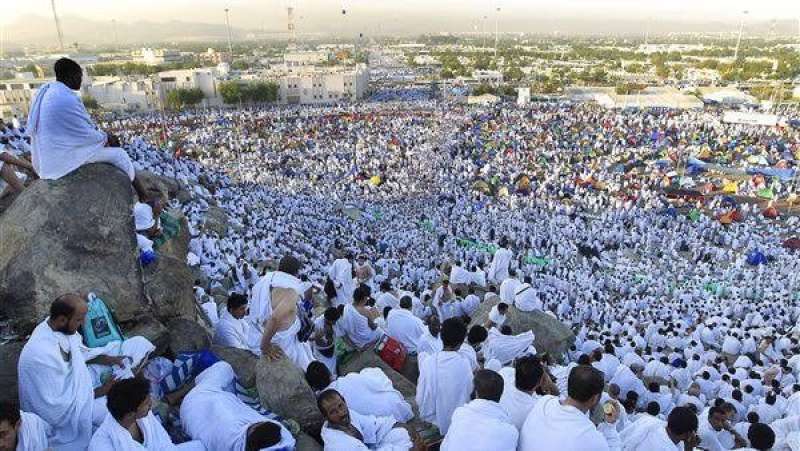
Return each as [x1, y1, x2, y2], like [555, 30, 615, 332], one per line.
[306, 361, 413, 423]
[339, 284, 383, 350]
[386, 296, 426, 354]
[180, 361, 295, 450]
[318, 389, 417, 451]
[18, 293, 155, 451]
[89, 377, 204, 450]
[0, 401, 51, 451]
[27, 58, 145, 199]
[213, 292, 259, 354]
[518, 365, 620, 451]
[441, 369, 519, 451]
[485, 302, 509, 329]
[499, 355, 545, 430]
[620, 405, 698, 451]
[0, 143, 36, 197]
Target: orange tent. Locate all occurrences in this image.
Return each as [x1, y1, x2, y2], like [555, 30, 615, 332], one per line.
[763, 207, 779, 219]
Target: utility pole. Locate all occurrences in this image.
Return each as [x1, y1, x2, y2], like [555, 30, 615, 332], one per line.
[494, 6, 500, 60]
[112, 19, 119, 49]
[224, 8, 234, 59]
[51, 0, 65, 51]
[733, 10, 748, 61]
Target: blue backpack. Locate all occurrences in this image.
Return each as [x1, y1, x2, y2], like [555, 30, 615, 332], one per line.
[82, 293, 124, 348]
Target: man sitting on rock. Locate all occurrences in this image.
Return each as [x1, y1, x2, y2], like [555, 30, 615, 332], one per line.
[213, 292, 259, 355]
[17, 293, 155, 451]
[89, 377, 205, 450]
[26, 57, 145, 199]
[181, 361, 295, 450]
[305, 361, 414, 423]
[0, 401, 51, 451]
[318, 389, 420, 451]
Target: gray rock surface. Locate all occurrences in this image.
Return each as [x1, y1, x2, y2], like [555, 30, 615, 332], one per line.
[142, 254, 196, 321]
[0, 341, 23, 403]
[211, 345, 259, 388]
[0, 164, 144, 335]
[256, 356, 323, 434]
[166, 318, 210, 354]
[203, 206, 228, 235]
[470, 296, 575, 361]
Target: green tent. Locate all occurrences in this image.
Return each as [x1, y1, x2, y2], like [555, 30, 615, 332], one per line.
[757, 188, 775, 200]
[688, 209, 701, 222]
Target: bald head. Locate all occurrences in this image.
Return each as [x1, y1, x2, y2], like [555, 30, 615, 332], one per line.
[49, 293, 87, 335]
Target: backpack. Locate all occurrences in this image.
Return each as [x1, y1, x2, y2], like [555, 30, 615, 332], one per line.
[82, 293, 124, 348]
[374, 334, 407, 372]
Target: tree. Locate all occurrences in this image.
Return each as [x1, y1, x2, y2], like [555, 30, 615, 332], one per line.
[165, 88, 205, 110]
[615, 83, 647, 95]
[81, 95, 100, 110]
[231, 60, 252, 71]
[440, 68, 455, 79]
[655, 64, 670, 79]
[219, 81, 243, 104]
[503, 65, 524, 82]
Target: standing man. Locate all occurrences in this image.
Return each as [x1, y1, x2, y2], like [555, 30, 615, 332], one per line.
[329, 253, 356, 307]
[416, 318, 474, 434]
[26, 58, 145, 199]
[488, 238, 513, 284]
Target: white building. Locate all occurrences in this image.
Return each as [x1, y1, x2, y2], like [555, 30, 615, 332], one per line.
[472, 70, 503, 86]
[279, 64, 369, 105]
[83, 76, 161, 112]
[284, 51, 330, 72]
[0, 78, 50, 120]
[157, 68, 222, 107]
[134, 48, 182, 66]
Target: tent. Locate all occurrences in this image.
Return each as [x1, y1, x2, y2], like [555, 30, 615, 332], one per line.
[722, 181, 739, 194]
[757, 188, 775, 200]
[472, 180, 492, 194]
[688, 209, 701, 222]
[763, 206, 779, 219]
[746, 250, 768, 266]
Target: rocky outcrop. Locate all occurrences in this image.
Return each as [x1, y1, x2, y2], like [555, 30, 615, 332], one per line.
[470, 297, 575, 361]
[211, 345, 259, 388]
[203, 205, 229, 235]
[0, 341, 23, 403]
[165, 318, 210, 355]
[142, 254, 196, 321]
[256, 356, 323, 434]
[0, 164, 145, 335]
[136, 170, 180, 202]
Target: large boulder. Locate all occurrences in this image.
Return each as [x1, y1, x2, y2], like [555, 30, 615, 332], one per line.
[0, 341, 23, 403]
[295, 432, 323, 451]
[142, 254, 196, 321]
[211, 345, 259, 388]
[166, 318, 210, 355]
[470, 297, 575, 361]
[124, 316, 170, 354]
[203, 205, 229, 235]
[0, 164, 145, 335]
[256, 357, 323, 434]
[135, 170, 180, 202]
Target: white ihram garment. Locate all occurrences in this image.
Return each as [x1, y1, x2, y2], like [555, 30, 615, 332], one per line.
[416, 350, 474, 434]
[89, 411, 205, 451]
[321, 410, 411, 451]
[327, 368, 414, 422]
[441, 399, 519, 451]
[15, 411, 52, 451]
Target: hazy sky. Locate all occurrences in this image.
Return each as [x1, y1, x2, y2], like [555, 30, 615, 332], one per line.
[7, 0, 800, 24]
[4, 0, 800, 32]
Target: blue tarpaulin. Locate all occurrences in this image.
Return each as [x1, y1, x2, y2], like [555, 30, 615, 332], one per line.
[745, 167, 796, 182]
[746, 250, 768, 266]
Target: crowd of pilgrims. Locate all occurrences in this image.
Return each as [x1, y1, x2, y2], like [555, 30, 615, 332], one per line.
[4, 59, 800, 451]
